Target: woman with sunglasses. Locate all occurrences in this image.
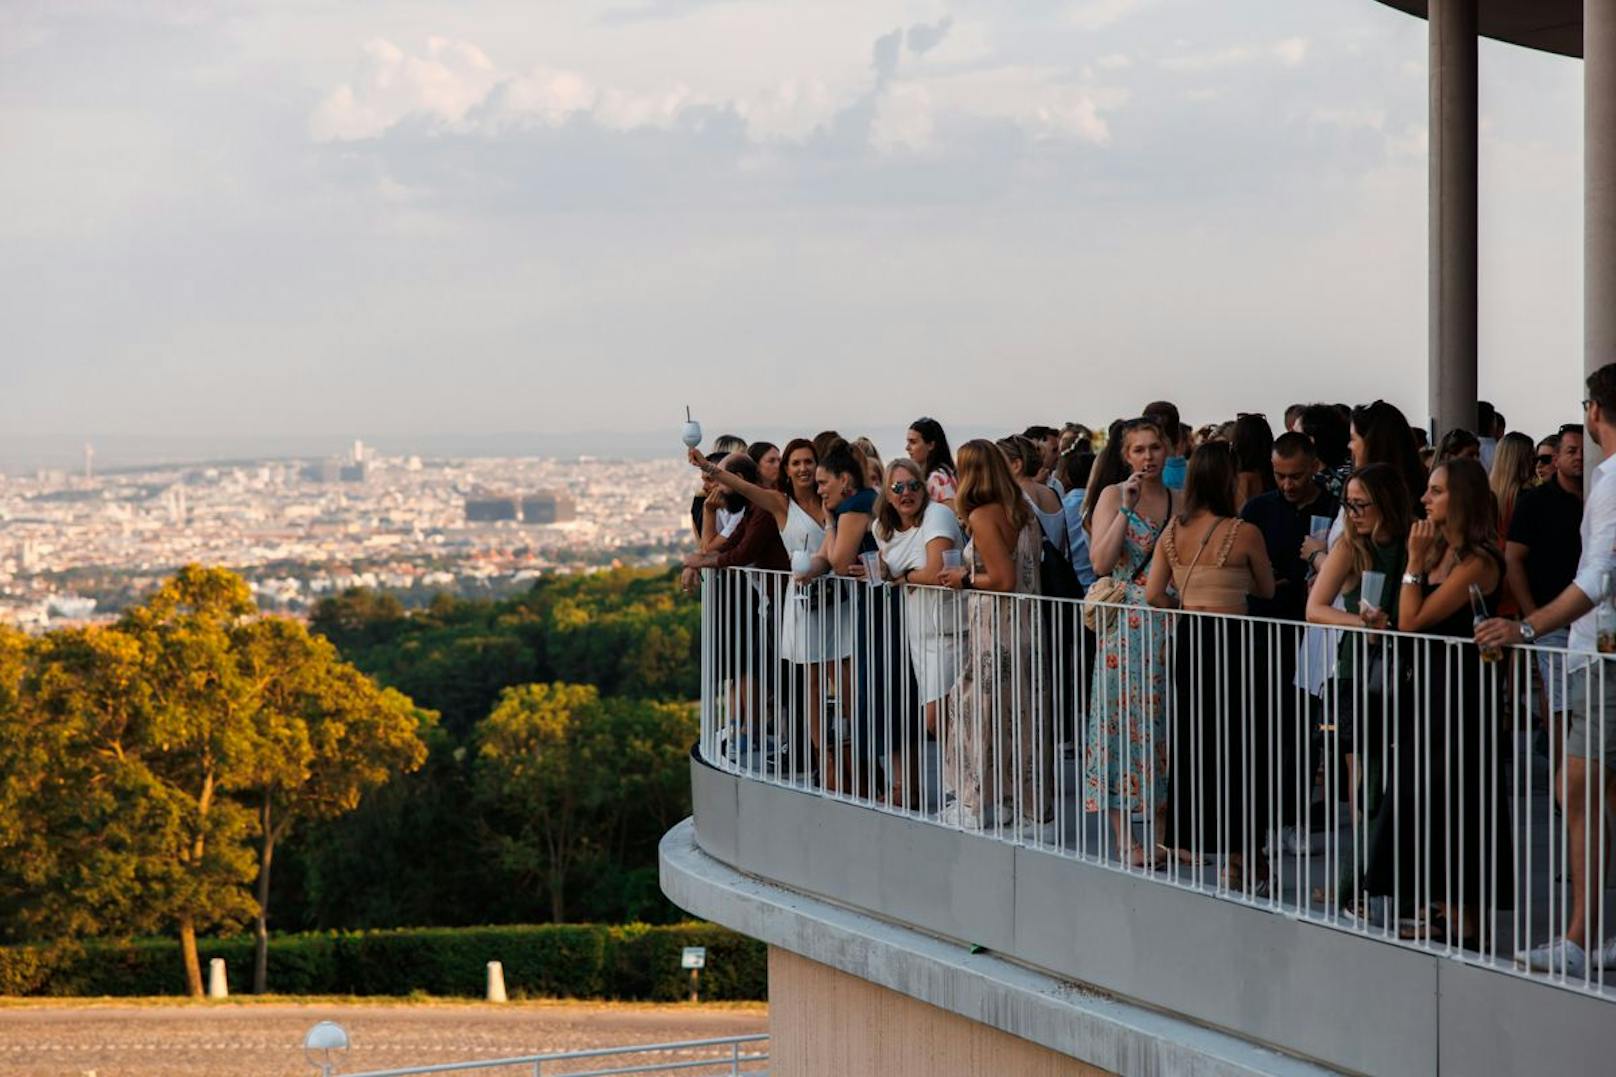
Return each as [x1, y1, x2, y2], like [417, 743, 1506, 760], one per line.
[1533, 434, 1560, 485]
[874, 458, 965, 807]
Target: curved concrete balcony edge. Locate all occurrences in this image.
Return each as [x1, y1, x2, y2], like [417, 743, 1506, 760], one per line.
[671, 751, 1616, 1076]
[661, 818, 1318, 1077]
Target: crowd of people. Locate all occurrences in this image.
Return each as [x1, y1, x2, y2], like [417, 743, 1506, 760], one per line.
[684, 365, 1616, 975]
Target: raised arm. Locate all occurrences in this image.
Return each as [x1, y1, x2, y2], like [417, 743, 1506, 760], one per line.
[689, 448, 789, 529]
[1087, 483, 1129, 576]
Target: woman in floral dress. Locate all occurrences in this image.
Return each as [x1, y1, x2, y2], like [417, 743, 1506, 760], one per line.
[1083, 419, 1175, 866]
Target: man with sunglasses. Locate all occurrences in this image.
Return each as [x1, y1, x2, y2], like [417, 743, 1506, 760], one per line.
[1478, 367, 1616, 977]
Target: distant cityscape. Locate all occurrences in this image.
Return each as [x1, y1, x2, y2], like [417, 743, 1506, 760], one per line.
[0, 439, 694, 629]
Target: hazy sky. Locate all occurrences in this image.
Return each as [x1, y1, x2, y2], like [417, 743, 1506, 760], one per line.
[0, 0, 1588, 463]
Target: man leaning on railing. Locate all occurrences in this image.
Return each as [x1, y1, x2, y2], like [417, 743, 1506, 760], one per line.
[1477, 361, 1616, 977]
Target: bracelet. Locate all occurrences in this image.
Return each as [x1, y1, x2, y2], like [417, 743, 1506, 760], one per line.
[1401, 572, 1424, 586]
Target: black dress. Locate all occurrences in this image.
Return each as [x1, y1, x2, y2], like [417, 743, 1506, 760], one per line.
[1358, 570, 1514, 929]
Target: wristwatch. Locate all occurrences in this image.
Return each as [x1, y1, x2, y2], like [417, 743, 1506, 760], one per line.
[1401, 572, 1424, 587]
[1519, 620, 1537, 644]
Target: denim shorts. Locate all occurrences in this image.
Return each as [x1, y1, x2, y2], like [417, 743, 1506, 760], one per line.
[1531, 627, 1572, 713]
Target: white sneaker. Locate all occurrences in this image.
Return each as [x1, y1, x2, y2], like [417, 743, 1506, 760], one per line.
[1517, 937, 1588, 977]
[1599, 936, 1616, 970]
[937, 801, 982, 831]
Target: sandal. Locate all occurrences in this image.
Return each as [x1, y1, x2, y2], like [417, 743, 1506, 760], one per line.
[1398, 907, 1479, 950]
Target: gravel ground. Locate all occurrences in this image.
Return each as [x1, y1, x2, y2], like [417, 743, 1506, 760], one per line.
[0, 999, 769, 1077]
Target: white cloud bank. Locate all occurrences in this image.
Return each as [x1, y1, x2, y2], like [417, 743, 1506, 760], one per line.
[310, 28, 1124, 151]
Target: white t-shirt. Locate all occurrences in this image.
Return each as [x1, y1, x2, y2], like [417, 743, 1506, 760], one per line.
[877, 501, 964, 575]
[717, 507, 745, 538]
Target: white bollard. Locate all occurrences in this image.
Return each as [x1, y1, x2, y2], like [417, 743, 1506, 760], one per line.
[207, 958, 228, 999]
[485, 960, 507, 1003]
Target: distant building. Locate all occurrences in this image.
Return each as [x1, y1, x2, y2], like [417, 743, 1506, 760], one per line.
[520, 489, 577, 524]
[340, 461, 370, 483]
[302, 459, 343, 483]
[465, 496, 520, 523]
[463, 489, 577, 525]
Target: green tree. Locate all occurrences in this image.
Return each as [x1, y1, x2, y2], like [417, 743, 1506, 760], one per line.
[233, 617, 429, 993]
[117, 566, 267, 995]
[473, 683, 696, 922]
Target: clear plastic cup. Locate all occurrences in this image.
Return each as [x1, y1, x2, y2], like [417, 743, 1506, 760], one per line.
[860, 550, 883, 586]
[1360, 570, 1386, 611]
[790, 549, 813, 577]
[942, 549, 963, 570]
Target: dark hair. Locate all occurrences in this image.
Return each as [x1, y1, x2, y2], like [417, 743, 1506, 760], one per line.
[995, 434, 1041, 476]
[908, 417, 956, 481]
[704, 449, 727, 465]
[1283, 403, 1307, 429]
[1299, 404, 1348, 468]
[1082, 418, 1130, 531]
[1143, 400, 1181, 436]
[746, 441, 777, 465]
[1428, 457, 1500, 571]
[724, 452, 760, 486]
[1351, 400, 1426, 508]
[1060, 449, 1095, 493]
[1022, 424, 1058, 442]
[812, 430, 843, 460]
[1179, 442, 1239, 521]
[1587, 363, 1616, 416]
[1231, 413, 1276, 492]
[777, 438, 817, 501]
[1492, 411, 1507, 436]
[1343, 463, 1414, 573]
[1559, 423, 1585, 439]
[819, 443, 867, 491]
[1433, 427, 1480, 466]
[1272, 431, 1316, 460]
[1410, 426, 1430, 450]
[1476, 400, 1496, 435]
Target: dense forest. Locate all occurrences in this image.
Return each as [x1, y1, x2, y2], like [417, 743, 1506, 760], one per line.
[0, 564, 701, 995]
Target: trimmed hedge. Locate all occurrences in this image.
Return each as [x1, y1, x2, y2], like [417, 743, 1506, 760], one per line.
[0, 923, 765, 1000]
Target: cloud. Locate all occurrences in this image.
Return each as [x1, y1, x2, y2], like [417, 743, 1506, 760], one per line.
[1157, 37, 1310, 73]
[310, 37, 498, 141]
[1068, 0, 1141, 31]
[906, 16, 953, 57]
[871, 27, 903, 83]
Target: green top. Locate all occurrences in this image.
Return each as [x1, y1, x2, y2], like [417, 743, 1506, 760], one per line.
[1338, 540, 1407, 679]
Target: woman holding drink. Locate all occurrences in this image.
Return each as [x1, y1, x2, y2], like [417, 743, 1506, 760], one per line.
[1306, 464, 1414, 911]
[1387, 458, 1513, 946]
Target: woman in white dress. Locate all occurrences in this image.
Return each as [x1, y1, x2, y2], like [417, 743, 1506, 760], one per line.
[873, 457, 964, 807]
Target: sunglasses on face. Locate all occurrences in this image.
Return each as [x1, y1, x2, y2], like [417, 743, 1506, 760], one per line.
[889, 479, 924, 496]
[1537, 454, 1554, 465]
[1344, 499, 1373, 516]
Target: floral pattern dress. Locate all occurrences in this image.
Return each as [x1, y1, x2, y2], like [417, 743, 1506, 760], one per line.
[1083, 505, 1170, 814]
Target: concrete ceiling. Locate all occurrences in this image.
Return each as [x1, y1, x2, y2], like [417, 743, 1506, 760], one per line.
[1373, 1, 1584, 58]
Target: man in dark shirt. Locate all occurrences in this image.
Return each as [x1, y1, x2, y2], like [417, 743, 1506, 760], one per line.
[1241, 432, 1340, 621]
[1240, 432, 1338, 849]
[1506, 424, 1585, 738]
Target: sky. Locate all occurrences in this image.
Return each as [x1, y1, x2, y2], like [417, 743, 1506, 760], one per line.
[0, 0, 1588, 467]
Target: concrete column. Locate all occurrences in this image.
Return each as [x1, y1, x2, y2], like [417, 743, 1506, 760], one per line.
[1428, 0, 1479, 437]
[1590, 2, 1616, 477]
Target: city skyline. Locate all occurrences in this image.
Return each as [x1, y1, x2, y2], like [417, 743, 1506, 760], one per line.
[1, 1, 1588, 446]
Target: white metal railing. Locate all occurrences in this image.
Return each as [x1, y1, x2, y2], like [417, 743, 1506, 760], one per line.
[700, 565, 1616, 997]
[330, 1035, 769, 1077]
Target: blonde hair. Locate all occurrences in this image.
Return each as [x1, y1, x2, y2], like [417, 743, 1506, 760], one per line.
[875, 458, 928, 541]
[1490, 431, 1534, 526]
[954, 439, 1029, 533]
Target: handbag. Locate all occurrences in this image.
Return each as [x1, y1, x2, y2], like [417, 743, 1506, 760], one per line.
[1082, 543, 1150, 632]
